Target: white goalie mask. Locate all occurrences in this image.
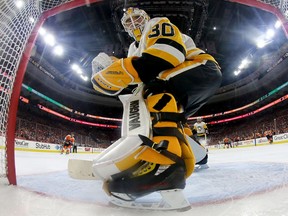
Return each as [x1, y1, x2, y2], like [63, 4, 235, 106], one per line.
[121, 7, 150, 42]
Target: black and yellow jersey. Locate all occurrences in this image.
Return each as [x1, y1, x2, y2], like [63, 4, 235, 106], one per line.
[128, 17, 218, 83]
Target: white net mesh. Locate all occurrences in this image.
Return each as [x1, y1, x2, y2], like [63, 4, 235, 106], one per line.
[1, 0, 39, 179]
[0, 0, 71, 181]
[258, 0, 288, 19]
[0, 0, 287, 183]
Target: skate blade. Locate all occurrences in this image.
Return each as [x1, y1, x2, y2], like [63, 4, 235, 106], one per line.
[110, 189, 191, 211]
[194, 164, 209, 172]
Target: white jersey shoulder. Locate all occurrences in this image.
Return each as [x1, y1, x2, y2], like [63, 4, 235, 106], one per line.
[181, 33, 196, 50]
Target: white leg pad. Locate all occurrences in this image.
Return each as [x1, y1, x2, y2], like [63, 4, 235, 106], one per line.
[186, 135, 207, 163]
[92, 91, 152, 180]
[68, 90, 152, 181]
[92, 135, 144, 180]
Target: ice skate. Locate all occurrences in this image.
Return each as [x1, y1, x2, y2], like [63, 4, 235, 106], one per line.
[194, 154, 209, 171]
[109, 189, 191, 211]
[194, 163, 209, 171]
[107, 164, 191, 211]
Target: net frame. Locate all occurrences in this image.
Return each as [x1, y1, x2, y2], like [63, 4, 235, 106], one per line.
[0, 0, 102, 185]
[0, 0, 287, 185]
[228, 0, 288, 37]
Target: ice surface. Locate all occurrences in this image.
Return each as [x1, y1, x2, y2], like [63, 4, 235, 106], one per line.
[1, 144, 288, 216]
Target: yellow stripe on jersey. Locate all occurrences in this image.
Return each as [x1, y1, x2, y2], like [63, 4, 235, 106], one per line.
[150, 43, 185, 63]
[143, 47, 181, 67]
[159, 54, 219, 80]
[186, 48, 205, 58]
[192, 54, 218, 64]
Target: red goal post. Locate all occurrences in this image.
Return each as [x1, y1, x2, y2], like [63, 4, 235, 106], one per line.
[0, 0, 102, 185]
[0, 0, 287, 185]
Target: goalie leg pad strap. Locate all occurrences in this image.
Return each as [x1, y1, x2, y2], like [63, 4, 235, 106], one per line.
[143, 93, 195, 177]
[92, 90, 157, 180]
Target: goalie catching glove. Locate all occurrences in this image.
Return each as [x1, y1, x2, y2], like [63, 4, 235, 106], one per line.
[91, 53, 141, 96]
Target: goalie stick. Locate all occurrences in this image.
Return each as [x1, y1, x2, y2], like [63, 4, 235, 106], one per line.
[68, 159, 100, 180]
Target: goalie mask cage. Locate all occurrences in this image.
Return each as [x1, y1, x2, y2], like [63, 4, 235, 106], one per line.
[0, 0, 288, 185]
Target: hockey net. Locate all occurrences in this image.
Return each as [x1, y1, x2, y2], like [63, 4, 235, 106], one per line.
[0, 0, 101, 185]
[0, 0, 287, 185]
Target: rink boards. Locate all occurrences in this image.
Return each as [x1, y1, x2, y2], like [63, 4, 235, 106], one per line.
[1, 132, 288, 153]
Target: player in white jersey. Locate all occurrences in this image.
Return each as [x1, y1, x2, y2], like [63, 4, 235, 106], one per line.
[193, 117, 209, 147]
[88, 7, 222, 210]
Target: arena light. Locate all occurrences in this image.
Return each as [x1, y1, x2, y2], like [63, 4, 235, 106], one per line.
[38, 27, 46, 36]
[256, 38, 268, 48]
[256, 28, 274, 48]
[71, 63, 83, 74]
[234, 70, 241, 76]
[75, 69, 82, 74]
[44, 33, 56, 46]
[274, 20, 281, 29]
[238, 58, 250, 69]
[53, 45, 64, 56]
[80, 75, 88, 81]
[71, 63, 80, 71]
[265, 29, 275, 39]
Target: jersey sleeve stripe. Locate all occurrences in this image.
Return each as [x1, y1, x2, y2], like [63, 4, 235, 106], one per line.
[186, 48, 205, 58]
[155, 38, 186, 56]
[149, 43, 185, 64]
[143, 47, 182, 67]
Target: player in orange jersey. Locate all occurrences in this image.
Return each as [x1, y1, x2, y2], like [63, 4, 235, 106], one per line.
[61, 133, 75, 154]
[264, 130, 273, 144]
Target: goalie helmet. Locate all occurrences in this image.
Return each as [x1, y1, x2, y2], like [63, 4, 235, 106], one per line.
[197, 117, 202, 122]
[121, 7, 150, 42]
